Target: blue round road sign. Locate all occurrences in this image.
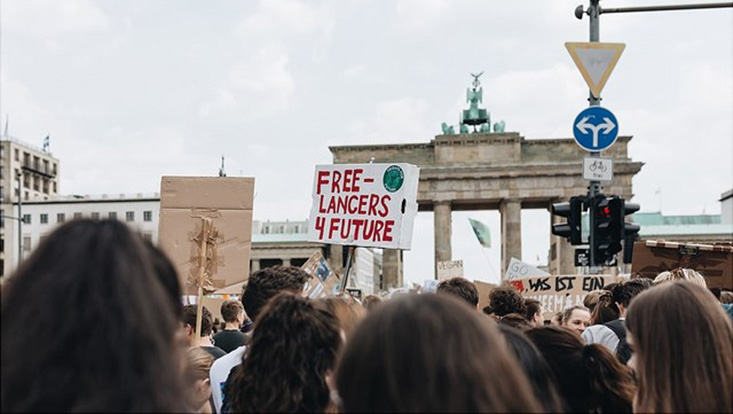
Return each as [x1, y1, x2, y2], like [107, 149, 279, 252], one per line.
[572, 106, 619, 152]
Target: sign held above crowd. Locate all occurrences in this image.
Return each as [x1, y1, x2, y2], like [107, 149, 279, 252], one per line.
[308, 163, 420, 249]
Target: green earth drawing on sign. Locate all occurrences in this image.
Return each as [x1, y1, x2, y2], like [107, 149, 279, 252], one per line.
[383, 165, 404, 193]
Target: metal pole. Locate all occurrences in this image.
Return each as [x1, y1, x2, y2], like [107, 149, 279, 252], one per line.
[602, 2, 732, 14]
[340, 246, 355, 294]
[587, 0, 603, 273]
[16, 170, 23, 265]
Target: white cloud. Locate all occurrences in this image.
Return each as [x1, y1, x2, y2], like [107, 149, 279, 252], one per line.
[1, 0, 108, 36]
[238, 0, 334, 38]
[199, 46, 295, 120]
[394, 0, 451, 30]
[346, 97, 435, 144]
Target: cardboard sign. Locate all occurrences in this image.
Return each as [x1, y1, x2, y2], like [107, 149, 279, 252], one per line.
[474, 280, 499, 311]
[631, 240, 733, 289]
[307, 163, 419, 249]
[504, 257, 550, 281]
[301, 250, 341, 299]
[158, 176, 254, 295]
[345, 288, 363, 301]
[509, 274, 615, 320]
[437, 260, 464, 281]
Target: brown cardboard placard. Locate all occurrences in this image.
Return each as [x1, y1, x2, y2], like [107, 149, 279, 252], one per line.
[301, 250, 341, 299]
[158, 176, 254, 295]
[631, 240, 733, 289]
[474, 280, 498, 312]
[508, 274, 616, 321]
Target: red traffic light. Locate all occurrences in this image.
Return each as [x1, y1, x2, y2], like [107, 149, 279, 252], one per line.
[599, 206, 612, 217]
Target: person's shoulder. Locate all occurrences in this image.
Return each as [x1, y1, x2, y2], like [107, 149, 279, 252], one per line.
[203, 345, 227, 359]
[722, 304, 733, 320]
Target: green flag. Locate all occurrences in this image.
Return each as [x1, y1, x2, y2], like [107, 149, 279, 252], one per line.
[468, 218, 491, 248]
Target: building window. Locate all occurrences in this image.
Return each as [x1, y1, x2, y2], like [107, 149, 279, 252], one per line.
[14, 148, 19, 161]
[24, 191, 29, 200]
[53, 182, 57, 193]
[57, 213, 65, 223]
[263, 226, 270, 234]
[74, 212, 82, 219]
[42, 179, 49, 194]
[22, 214, 31, 224]
[142, 232, 153, 242]
[126, 211, 135, 222]
[0, 237, 4, 253]
[91, 212, 100, 220]
[109, 212, 117, 220]
[294, 225, 300, 233]
[143, 211, 152, 222]
[23, 236, 31, 252]
[40, 214, 48, 224]
[23, 175, 30, 189]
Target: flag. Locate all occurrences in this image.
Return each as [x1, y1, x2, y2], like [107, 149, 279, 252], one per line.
[468, 218, 491, 248]
[42, 135, 50, 152]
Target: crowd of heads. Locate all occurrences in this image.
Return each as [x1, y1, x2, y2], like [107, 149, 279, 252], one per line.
[1, 218, 732, 413]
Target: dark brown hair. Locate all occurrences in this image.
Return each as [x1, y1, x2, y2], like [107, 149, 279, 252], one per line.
[220, 299, 244, 323]
[335, 294, 541, 413]
[524, 298, 542, 322]
[437, 277, 479, 307]
[499, 312, 531, 330]
[484, 286, 526, 317]
[626, 282, 733, 413]
[242, 265, 311, 321]
[183, 304, 214, 336]
[362, 294, 382, 311]
[526, 326, 635, 413]
[612, 279, 650, 309]
[1, 219, 187, 412]
[590, 291, 620, 325]
[225, 292, 341, 413]
[319, 294, 366, 339]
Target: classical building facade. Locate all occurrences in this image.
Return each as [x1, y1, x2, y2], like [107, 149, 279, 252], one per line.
[1, 136, 61, 276]
[330, 132, 644, 285]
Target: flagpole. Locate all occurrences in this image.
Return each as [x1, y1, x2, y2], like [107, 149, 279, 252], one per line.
[478, 246, 500, 284]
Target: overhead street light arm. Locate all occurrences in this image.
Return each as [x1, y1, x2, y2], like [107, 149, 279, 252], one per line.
[576, 2, 732, 19]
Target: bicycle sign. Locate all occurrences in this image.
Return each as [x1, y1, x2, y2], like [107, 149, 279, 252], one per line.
[583, 157, 613, 181]
[573, 106, 619, 152]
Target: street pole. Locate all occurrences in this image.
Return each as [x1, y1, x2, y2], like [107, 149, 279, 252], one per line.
[16, 170, 23, 265]
[587, 0, 603, 273]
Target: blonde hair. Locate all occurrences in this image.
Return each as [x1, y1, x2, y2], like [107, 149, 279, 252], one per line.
[653, 267, 707, 287]
[185, 347, 214, 382]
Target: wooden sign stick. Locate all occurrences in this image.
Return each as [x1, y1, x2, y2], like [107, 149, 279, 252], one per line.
[193, 218, 211, 345]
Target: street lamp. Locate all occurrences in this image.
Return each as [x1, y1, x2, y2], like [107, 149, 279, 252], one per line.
[16, 169, 23, 264]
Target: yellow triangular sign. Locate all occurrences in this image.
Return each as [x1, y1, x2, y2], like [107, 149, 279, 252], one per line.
[565, 42, 625, 98]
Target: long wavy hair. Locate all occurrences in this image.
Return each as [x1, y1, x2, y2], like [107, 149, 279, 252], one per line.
[336, 294, 542, 413]
[626, 282, 733, 413]
[225, 292, 341, 413]
[1, 219, 187, 412]
[526, 326, 636, 413]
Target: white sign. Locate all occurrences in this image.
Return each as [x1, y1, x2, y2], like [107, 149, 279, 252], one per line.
[504, 257, 550, 281]
[583, 157, 613, 181]
[437, 260, 464, 281]
[565, 42, 625, 98]
[308, 163, 420, 249]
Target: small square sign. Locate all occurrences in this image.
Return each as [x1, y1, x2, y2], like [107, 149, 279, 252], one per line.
[583, 157, 613, 182]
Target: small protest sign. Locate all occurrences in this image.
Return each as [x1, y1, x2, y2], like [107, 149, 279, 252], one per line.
[301, 250, 340, 299]
[474, 280, 499, 311]
[509, 274, 615, 320]
[307, 163, 420, 249]
[158, 176, 254, 295]
[437, 260, 464, 281]
[504, 257, 550, 281]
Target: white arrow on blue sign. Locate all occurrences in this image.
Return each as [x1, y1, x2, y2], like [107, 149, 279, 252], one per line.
[572, 106, 619, 152]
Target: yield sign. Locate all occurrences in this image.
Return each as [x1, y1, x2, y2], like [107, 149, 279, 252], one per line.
[565, 42, 625, 98]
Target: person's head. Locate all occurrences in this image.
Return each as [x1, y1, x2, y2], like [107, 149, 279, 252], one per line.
[182, 305, 214, 339]
[242, 265, 312, 321]
[1, 219, 187, 412]
[526, 326, 635, 413]
[498, 326, 563, 412]
[709, 287, 722, 301]
[524, 298, 544, 327]
[184, 347, 215, 412]
[436, 277, 479, 308]
[335, 294, 541, 413]
[319, 294, 366, 339]
[226, 292, 341, 413]
[590, 290, 619, 325]
[220, 299, 245, 327]
[721, 290, 733, 304]
[550, 311, 563, 326]
[583, 289, 605, 313]
[361, 294, 382, 312]
[611, 279, 650, 316]
[625, 282, 733, 413]
[484, 286, 526, 317]
[498, 313, 532, 330]
[653, 267, 707, 287]
[560, 305, 591, 335]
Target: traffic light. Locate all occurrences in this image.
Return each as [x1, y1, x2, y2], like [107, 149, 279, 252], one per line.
[551, 196, 584, 245]
[622, 201, 640, 264]
[591, 194, 624, 265]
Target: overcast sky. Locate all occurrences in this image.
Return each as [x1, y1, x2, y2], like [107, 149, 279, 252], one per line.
[2, 0, 731, 286]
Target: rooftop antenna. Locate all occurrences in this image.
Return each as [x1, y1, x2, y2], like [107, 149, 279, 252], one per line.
[3, 115, 8, 138]
[219, 155, 226, 177]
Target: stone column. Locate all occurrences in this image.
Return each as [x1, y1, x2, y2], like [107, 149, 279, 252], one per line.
[250, 259, 261, 272]
[282, 258, 291, 267]
[329, 244, 344, 276]
[382, 249, 403, 290]
[433, 201, 452, 272]
[550, 201, 577, 275]
[500, 199, 522, 276]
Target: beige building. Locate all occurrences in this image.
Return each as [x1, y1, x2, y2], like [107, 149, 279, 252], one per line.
[1, 136, 61, 276]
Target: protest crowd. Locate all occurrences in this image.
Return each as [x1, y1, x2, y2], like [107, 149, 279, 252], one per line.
[1, 219, 732, 413]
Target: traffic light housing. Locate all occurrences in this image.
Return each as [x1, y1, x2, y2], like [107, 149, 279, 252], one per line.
[622, 201, 640, 264]
[591, 194, 624, 265]
[551, 196, 584, 245]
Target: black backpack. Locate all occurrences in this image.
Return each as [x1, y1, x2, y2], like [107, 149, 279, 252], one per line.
[604, 319, 632, 364]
